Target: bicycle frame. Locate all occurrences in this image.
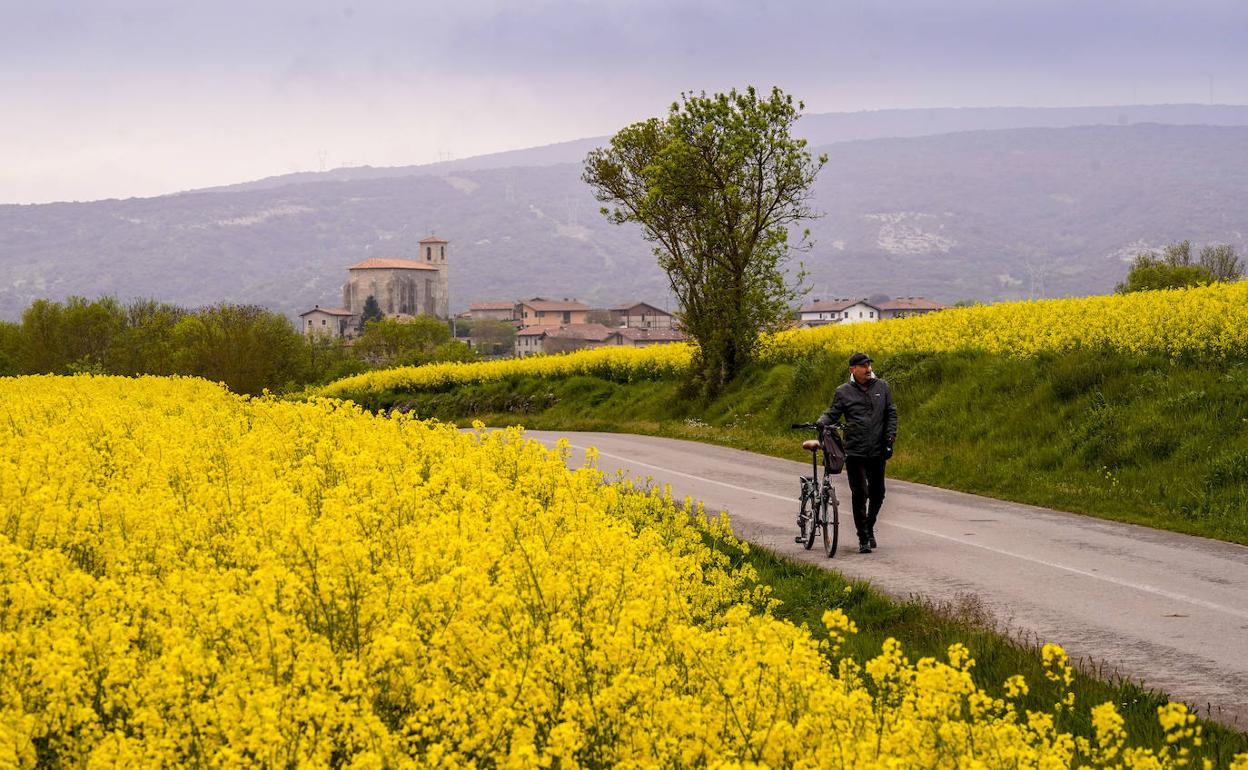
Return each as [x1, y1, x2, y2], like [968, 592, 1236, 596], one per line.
[791, 423, 841, 558]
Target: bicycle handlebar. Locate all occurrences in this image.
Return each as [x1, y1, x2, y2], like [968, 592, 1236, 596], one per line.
[792, 422, 843, 434]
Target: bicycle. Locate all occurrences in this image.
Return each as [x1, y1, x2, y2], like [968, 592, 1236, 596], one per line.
[790, 422, 842, 558]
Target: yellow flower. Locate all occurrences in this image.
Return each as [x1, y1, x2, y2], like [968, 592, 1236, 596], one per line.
[319, 283, 1248, 401]
[1003, 674, 1029, 698]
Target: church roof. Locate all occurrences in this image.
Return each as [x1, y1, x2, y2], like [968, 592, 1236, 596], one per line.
[348, 257, 441, 271]
[419, 235, 449, 244]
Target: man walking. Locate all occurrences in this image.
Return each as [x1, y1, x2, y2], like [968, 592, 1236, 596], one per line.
[816, 352, 898, 553]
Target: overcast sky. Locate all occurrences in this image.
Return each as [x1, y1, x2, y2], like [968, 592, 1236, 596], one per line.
[3, 0, 1246, 204]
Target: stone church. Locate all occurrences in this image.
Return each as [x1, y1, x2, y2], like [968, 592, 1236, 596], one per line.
[300, 235, 450, 338]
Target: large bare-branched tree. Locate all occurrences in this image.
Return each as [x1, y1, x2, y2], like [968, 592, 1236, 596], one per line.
[584, 86, 825, 393]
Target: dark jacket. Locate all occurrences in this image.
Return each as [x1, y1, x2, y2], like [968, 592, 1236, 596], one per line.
[816, 376, 898, 458]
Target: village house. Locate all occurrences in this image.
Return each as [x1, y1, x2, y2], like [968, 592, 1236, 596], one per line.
[515, 323, 687, 356]
[514, 327, 545, 356]
[466, 295, 686, 356]
[299, 306, 356, 337]
[607, 327, 686, 347]
[466, 300, 516, 323]
[515, 298, 591, 328]
[544, 323, 616, 354]
[608, 301, 674, 329]
[875, 297, 948, 320]
[515, 323, 613, 356]
[798, 298, 880, 327]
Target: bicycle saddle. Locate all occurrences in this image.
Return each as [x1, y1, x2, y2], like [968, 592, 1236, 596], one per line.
[802, 439, 820, 451]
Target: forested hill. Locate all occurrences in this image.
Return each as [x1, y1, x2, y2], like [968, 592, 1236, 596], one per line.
[2, 121, 1247, 321]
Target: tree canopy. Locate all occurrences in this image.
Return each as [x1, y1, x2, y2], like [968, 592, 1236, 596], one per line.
[1116, 240, 1242, 293]
[1197, 243, 1243, 283]
[171, 304, 308, 394]
[360, 295, 384, 327]
[469, 318, 518, 357]
[353, 316, 474, 368]
[0, 295, 473, 394]
[584, 86, 825, 392]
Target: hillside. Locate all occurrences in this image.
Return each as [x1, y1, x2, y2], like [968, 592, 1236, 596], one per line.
[202, 103, 1248, 193]
[2, 120, 1248, 321]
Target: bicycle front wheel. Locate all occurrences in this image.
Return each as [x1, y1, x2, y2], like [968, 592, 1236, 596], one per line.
[823, 488, 839, 558]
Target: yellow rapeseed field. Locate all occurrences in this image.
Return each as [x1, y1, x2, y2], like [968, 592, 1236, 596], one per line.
[761, 281, 1248, 363]
[318, 343, 695, 400]
[317, 283, 1248, 400]
[2, 375, 1243, 768]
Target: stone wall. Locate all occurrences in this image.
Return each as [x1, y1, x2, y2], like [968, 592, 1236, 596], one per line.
[343, 266, 448, 319]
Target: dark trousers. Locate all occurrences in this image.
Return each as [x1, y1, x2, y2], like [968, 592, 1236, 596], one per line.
[845, 456, 887, 542]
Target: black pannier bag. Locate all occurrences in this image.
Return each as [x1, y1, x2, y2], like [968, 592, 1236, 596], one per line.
[821, 427, 846, 474]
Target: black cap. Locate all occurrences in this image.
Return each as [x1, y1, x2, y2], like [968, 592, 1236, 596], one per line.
[848, 352, 872, 367]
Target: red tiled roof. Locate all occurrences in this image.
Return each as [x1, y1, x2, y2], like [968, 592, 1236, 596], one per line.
[349, 257, 441, 270]
[418, 235, 448, 244]
[516, 327, 548, 337]
[611, 328, 686, 342]
[800, 298, 876, 313]
[520, 297, 591, 312]
[545, 323, 614, 341]
[299, 306, 354, 317]
[875, 297, 947, 311]
[469, 300, 516, 311]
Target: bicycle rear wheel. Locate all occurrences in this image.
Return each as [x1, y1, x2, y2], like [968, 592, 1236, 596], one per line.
[799, 493, 817, 550]
[823, 487, 839, 558]
[808, 494, 827, 551]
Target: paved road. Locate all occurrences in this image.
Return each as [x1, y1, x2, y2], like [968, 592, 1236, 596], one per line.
[523, 430, 1248, 729]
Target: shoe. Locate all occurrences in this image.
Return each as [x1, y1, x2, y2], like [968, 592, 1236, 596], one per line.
[858, 542, 873, 554]
[868, 532, 877, 549]
[794, 535, 806, 544]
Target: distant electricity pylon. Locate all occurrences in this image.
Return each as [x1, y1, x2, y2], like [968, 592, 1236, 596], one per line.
[1023, 258, 1049, 300]
[318, 150, 328, 172]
